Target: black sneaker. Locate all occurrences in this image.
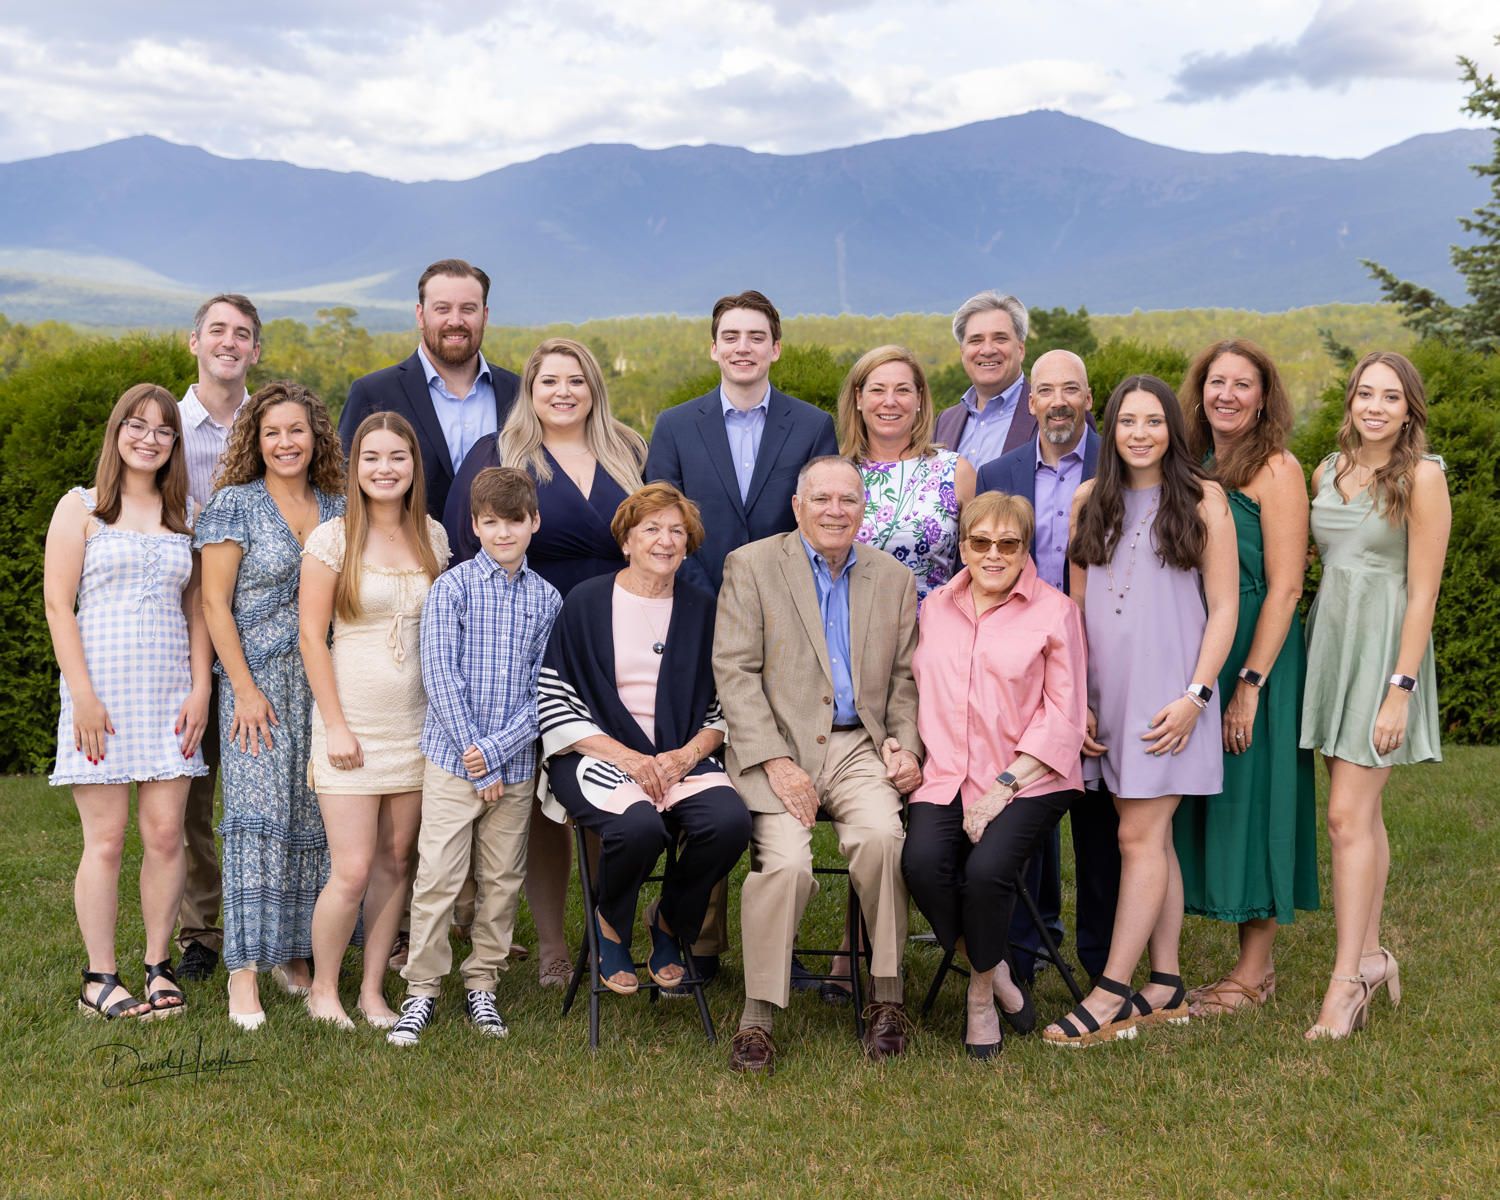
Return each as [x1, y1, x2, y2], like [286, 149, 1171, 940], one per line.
[386, 996, 436, 1047]
[177, 941, 219, 981]
[465, 990, 509, 1038]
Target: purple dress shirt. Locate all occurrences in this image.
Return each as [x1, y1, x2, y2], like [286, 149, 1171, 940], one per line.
[1032, 438, 1087, 592]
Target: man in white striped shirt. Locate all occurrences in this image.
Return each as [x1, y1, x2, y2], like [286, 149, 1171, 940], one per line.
[175, 293, 262, 981]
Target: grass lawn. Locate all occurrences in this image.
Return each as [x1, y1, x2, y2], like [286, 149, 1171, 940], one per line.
[4, 749, 1498, 1198]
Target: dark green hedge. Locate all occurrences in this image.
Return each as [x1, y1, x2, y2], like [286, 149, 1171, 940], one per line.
[0, 337, 196, 772]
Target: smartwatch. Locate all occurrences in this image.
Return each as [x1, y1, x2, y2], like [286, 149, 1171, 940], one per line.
[995, 770, 1019, 792]
[1237, 667, 1266, 688]
[1186, 682, 1213, 707]
[1388, 673, 1418, 693]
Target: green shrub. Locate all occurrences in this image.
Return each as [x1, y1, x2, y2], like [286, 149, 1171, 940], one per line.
[1290, 338, 1500, 744]
[1083, 337, 1192, 414]
[0, 336, 196, 772]
[658, 344, 856, 426]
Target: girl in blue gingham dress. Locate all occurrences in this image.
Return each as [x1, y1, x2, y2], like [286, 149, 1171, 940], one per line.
[45, 384, 211, 1023]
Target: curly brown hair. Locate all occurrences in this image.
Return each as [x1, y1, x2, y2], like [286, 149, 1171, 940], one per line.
[214, 381, 345, 494]
[1179, 339, 1293, 491]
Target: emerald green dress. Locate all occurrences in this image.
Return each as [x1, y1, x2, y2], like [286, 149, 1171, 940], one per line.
[1175, 489, 1320, 924]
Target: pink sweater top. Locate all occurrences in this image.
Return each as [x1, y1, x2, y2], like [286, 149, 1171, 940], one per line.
[911, 558, 1087, 808]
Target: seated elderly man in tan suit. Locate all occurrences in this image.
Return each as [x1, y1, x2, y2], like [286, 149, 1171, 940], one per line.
[714, 454, 923, 1073]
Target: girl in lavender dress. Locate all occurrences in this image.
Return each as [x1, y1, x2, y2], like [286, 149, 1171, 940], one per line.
[45, 384, 212, 1021]
[838, 345, 976, 608]
[1041, 375, 1238, 1047]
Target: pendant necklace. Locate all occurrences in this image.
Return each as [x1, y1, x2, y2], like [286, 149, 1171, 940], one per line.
[1104, 499, 1158, 614]
[642, 600, 671, 655]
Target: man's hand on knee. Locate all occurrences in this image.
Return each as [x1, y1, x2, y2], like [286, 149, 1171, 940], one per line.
[764, 757, 818, 828]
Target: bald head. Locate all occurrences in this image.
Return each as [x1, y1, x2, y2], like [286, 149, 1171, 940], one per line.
[1028, 350, 1092, 451]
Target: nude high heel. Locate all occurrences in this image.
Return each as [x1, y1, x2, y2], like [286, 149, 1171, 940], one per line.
[1304, 973, 1371, 1041]
[1363, 947, 1402, 1009]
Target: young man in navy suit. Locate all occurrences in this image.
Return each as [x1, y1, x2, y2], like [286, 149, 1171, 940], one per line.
[340, 259, 520, 520]
[645, 291, 838, 594]
[974, 349, 1120, 991]
[644, 290, 837, 982]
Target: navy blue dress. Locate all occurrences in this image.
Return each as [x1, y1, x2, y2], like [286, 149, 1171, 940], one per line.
[444, 438, 627, 598]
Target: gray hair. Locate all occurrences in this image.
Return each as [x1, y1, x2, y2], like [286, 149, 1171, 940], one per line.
[952, 291, 1028, 345]
[795, 454, 862, 497]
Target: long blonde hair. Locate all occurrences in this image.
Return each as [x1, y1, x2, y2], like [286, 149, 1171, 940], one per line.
[835, 345, 936, 462]
[93, 384, 192, 535]
[498, 338, 645, 491]
[336, 411, 443, 620]
[1335, 351, 1429, 527]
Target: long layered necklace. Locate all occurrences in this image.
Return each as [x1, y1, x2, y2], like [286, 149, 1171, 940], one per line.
[1104, 498, 1158, 615]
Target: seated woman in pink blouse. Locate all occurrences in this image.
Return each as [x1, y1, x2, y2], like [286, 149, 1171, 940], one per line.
[902, 491, 1088, 1059]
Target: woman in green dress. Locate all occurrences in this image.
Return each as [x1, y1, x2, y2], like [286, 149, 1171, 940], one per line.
[1299, 351, 1449, 1041]
[1174, 340, 1319, 1015]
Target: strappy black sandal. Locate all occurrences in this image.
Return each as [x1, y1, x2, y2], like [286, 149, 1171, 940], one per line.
[1128, 970, 1190, 1028]
[78, 969, 149, 1020]
[1041, 974, 1139, 1047]
[143, 958, 187, 1019]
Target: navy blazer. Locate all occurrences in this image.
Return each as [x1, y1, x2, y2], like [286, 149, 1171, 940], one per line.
[340, 350, 520, 521]
[934, 377, 1035, 463]
[974, 427, 1100, 595]
[644, 386, 837, 593]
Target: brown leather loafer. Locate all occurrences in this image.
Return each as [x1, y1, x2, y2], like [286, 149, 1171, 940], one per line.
[862, 1001, 912, 1061]
[728, 1026, 776, 1074]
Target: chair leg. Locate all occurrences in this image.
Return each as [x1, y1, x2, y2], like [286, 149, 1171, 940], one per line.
[1017, 877, 1084, 1003]
[561, 939, 589, 1016]
[846, 880, 866, 1040]
[921, 946, 955, 1019]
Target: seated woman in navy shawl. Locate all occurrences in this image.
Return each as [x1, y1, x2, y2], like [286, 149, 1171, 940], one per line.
[538, 484, 751, 995]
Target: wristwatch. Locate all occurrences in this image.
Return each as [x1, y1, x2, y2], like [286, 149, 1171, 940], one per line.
[1186, 682, 1213, 707]
[1237, 667, 1266, 688]
[995, 770, 1019, 793]
[1388, 673, 1418, 693]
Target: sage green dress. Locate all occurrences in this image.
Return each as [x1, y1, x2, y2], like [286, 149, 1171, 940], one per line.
[1299, 454, 1443, 766]
[1175, 490, 1319, 924]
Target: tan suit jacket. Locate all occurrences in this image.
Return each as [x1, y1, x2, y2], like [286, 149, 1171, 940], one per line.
[713, 531, 922, 815]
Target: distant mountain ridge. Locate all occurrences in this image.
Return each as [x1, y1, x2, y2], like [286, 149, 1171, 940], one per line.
[0, 110, 1487, 328]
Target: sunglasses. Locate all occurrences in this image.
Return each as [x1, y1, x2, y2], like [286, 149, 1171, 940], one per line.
[965, 535, 1024, 556]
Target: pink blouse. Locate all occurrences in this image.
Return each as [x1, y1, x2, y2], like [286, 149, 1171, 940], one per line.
[911, 558, 1087, 808]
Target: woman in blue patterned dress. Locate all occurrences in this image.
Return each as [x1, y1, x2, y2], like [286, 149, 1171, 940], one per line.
[197, 382, 346, 1030]
[838, 345, 975, 608]
[45, 384, 212, 1020]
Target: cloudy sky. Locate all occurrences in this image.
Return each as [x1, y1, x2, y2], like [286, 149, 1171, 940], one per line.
[0, 1, 1494, 180]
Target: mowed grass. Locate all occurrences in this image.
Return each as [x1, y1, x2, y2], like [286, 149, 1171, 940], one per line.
[3, 750, 1497, 1199]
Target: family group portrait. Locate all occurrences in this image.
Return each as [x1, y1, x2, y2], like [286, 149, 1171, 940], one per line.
[3, 3, 1496, 1197]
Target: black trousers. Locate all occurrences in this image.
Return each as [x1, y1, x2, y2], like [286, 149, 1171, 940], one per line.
[551, 761, 750, 953]
[902, 790, 1078, 974]
[1008, 784, 1122, 981]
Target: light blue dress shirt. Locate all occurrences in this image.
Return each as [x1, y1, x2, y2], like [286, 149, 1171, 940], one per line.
[955, 373, 1026, 470]
[1031, 436, 1087, 591]
[417, 343, 497, 471]
[721, 385, 771, 503]
[801, 536, 858, 726]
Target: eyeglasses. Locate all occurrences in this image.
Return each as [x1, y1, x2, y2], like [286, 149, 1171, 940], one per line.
[121, 417, 178, 445]
[965, 534, 1024, 556]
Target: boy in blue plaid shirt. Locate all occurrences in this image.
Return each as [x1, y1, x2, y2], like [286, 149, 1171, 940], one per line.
[389, 468, 561, 1046]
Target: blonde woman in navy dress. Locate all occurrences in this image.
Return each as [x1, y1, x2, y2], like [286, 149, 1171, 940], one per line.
[44, 384, 212, 1020]
[1300, 352, 1449, 1040]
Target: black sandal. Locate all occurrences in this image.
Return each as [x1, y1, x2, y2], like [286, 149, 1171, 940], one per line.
[1129, 971, 1190, 1028]
[143, 959, 187, 1019]
[1041, 974, 1139, 1047]
[78, 969, 149, 1020]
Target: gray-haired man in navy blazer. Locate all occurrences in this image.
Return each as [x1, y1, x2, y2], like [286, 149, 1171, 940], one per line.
[645, 290, 837, 980]
[975, 349, 1119, 987]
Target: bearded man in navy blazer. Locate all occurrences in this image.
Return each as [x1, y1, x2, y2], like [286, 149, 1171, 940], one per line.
[975, 349, 1119, 990]
[935, 291, 1036, 468]
[340, 259, 520, 520]
[645, 290, 838, 594]
[644, 289, 836, 982]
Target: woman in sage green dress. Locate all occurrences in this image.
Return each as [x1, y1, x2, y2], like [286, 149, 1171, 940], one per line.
[1173, 341, 1319, 1017]
[1299, 351, 1448, 1041]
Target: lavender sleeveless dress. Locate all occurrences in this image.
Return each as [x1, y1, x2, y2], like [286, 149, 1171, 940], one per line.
[1084, 485, 1224, 799]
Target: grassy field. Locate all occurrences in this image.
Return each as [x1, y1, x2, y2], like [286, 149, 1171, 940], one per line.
[5, 749, 1497, 1198]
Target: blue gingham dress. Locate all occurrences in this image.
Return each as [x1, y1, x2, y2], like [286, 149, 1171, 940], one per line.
[49, 487, 209, 786]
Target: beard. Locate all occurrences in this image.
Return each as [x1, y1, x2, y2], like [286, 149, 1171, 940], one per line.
[422, 322, 480, 368]
[1040, 408, 1079, 446]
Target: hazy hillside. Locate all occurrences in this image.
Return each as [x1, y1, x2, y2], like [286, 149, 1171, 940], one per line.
[0, 111, 1486, 327]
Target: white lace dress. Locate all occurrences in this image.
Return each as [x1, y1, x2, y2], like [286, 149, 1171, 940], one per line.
[303, 516, 450, 794]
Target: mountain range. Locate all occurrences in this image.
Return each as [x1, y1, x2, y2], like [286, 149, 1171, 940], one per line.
[0, 110, 1487, 329]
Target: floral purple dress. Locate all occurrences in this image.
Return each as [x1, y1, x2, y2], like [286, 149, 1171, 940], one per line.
[857, 451, 961, 607]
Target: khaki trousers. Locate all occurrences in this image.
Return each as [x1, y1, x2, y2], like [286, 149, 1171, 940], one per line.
[177, 676, 222, 952]
[401, 761, 533, 997]
[740, 729, 907, 1008]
